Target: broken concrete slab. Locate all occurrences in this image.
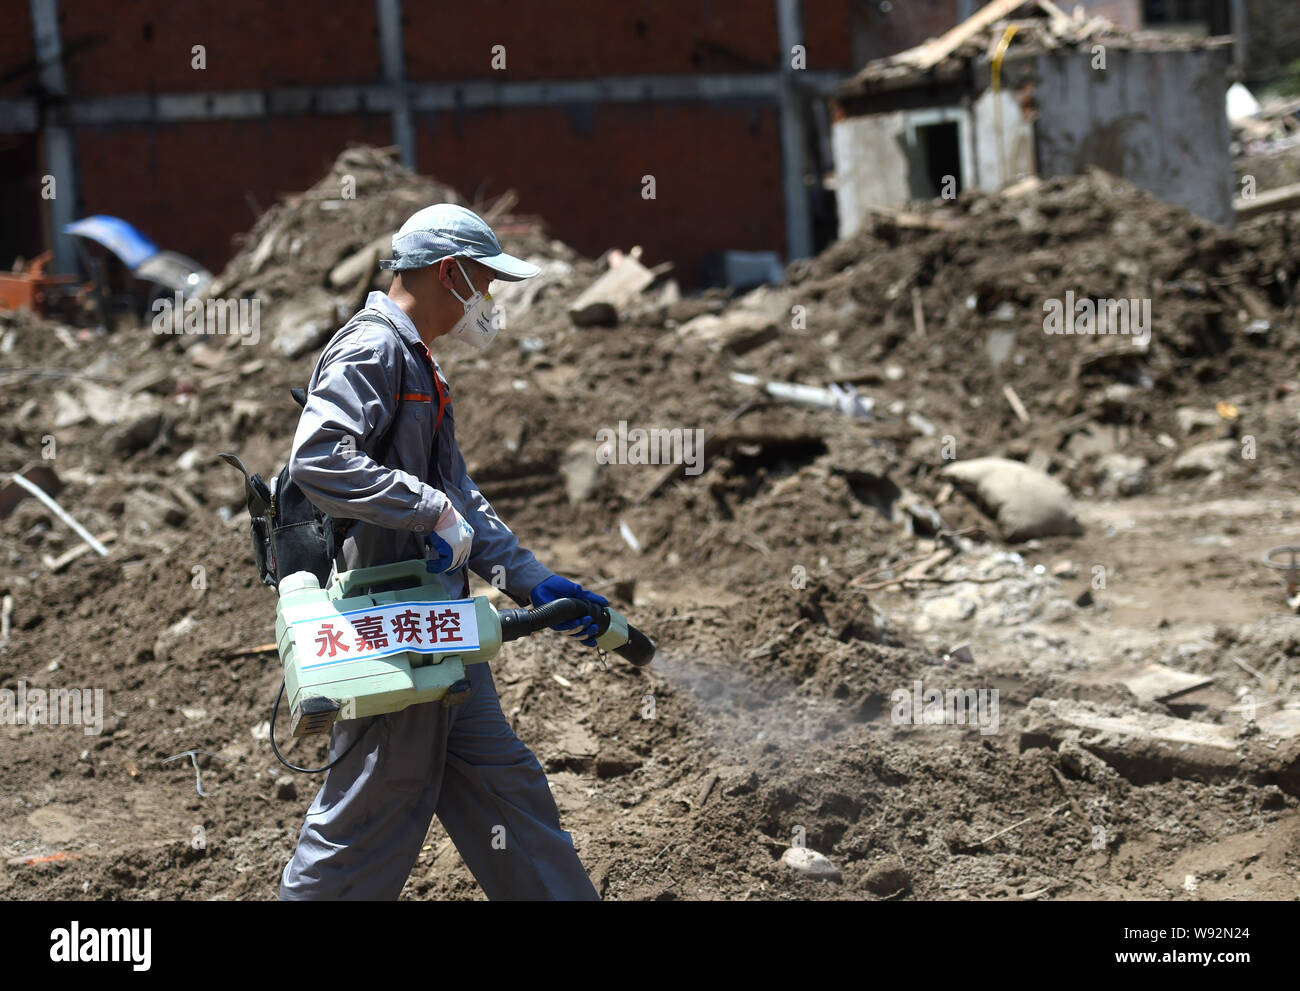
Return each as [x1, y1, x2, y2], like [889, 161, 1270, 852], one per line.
[1119, 663, 1215, 704]
[121, 367, 177, 396]
[676, 310, 779, 354]
[328, 234, 389, 289]
[129, 488, 188, 527]
[185, 341, 228, 370]
[107, 408, 166, 456]
[67, 382, 167, 454]
[568, 254, 654, 327]
[1021, 697, 1300, 795]
[1258, 708, 1300, 740]
[52, 390, 87, 429]
[492, 257, 572, 313]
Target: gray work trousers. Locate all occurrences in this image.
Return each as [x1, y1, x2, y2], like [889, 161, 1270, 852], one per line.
[279, 660, 599, 900]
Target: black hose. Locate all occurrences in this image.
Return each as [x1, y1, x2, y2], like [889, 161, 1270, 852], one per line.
[498, 597, 656, 667]
[270, 679, 373, 774]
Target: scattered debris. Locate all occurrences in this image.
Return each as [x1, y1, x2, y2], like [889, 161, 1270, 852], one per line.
[161, 749, 232, 798]
[4, 469, 109, 557]
[568, 252, 655, 327]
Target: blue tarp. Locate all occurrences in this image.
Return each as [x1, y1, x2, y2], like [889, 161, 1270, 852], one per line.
[63, 215, 159, 271]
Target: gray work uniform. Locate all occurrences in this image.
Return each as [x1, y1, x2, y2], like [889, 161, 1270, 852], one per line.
[278, 291, 598, 900]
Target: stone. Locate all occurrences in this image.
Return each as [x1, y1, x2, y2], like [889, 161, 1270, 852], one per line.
[1172, 439, 1237, 477]
[941, 457, 1083, 542]
[560, 439, 600, 504]
[781, 846, 842, 882]
[1093, 452, 1149, 498]
[1175, 406, 1222, 436]
[921, 594, 976, 625]
[272, 288, 340, 359]
[864, 855, 910, 895]
[153, 614, 197, 664]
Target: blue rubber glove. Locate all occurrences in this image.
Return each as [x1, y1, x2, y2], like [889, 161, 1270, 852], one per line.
[528, 575, 609, 648]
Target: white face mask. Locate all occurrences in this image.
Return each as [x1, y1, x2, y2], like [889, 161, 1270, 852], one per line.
[446, 259, 499, 349]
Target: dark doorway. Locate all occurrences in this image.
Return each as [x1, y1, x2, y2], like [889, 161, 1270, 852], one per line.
[0, 136, 43, 268]
[911, 121, 962, 200]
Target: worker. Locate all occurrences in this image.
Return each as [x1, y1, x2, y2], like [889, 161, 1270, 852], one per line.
[279, 204, 604, 900]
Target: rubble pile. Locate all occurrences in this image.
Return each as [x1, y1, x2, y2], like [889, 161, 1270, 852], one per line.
[2, 146, 1298, 901]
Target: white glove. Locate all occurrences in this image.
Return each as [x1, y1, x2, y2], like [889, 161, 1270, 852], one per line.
[426, 504, 474, 573]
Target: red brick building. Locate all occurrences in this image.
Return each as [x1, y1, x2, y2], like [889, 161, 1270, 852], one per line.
[3, 0, 867, 286]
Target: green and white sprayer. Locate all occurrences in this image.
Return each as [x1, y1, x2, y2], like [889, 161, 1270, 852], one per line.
[220, 449, 655, 773]
[272, 558, 655, 765]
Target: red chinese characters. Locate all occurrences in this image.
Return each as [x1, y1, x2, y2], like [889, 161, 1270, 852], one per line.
[353, 615, 389, 651]
[314, 623, 349, 658]
[390, 609, 423, 644]
[427, 607, 463, 644]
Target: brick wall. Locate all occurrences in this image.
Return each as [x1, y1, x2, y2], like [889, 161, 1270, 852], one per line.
[58, 1, 382, 93]
[414, 101, 785, 284]
[7, 1, 856, 282]
[75, 115, 392, 272]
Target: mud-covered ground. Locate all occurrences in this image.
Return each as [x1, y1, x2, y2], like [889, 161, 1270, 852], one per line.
[1, 150, 1297, 900]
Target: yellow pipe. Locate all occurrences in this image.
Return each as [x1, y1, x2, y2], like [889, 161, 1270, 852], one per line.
[991, 23, 1019, 94]
[991, 24, 1019, 186]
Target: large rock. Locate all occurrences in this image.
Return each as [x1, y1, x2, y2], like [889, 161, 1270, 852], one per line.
[1172, 439, 1237, 478]
[941, 457, 1083, 542]
[864, 855, 910, 895]
[272, 288, 341, 359]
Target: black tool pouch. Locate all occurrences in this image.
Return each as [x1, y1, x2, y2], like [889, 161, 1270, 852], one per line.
[218, 452, 278, 587]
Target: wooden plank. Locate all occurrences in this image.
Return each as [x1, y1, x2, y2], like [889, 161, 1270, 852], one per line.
[897, 0, 1036, 70]
[1235, 181, 1300, 221]
[1003, 384, 1030, 424]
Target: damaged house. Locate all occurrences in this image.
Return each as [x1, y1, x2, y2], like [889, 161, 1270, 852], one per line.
[831, 0, 1235, 235]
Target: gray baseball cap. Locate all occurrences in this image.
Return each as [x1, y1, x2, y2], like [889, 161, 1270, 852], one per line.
[378, 203, 539, 281]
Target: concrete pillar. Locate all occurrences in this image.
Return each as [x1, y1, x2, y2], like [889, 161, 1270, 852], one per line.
[776, 0, 813, 261]
[29, 0, 77, 275]
[377, 0, 416, 170]
[1229, 0, 1249, 71]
